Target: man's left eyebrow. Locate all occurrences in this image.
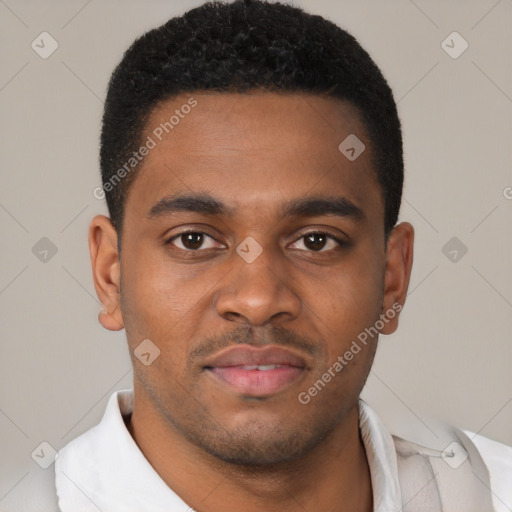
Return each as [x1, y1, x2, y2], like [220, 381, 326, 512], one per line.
[281, 196, 366, 223]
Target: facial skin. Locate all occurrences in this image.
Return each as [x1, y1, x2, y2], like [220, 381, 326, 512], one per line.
[89, 92, 414, 512]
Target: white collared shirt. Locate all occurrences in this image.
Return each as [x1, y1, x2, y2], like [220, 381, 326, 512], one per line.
[52, 390, 511, 512]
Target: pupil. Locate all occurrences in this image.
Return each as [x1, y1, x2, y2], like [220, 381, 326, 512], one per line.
[183, 233, 203, 249]
[304, 234, 326, 251]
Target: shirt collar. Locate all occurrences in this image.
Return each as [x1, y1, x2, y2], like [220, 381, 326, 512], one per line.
[56, 390, 189, 511]
[358, 399, 403, 512]
[56, 390, 402, 511]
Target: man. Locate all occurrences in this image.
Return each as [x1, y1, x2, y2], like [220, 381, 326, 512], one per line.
[27, 0, 511, 510]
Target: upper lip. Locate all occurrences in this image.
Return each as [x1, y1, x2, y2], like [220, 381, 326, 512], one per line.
[204, 345, 307, 369]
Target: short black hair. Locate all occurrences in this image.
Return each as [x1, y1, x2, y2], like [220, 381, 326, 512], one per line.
[100, 0, 403, 238]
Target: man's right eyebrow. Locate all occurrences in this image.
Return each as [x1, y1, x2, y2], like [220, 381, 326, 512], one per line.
[147, 193, 232, 219]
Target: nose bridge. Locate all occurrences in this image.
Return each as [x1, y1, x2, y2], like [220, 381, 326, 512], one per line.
[215, 243, 301, 326]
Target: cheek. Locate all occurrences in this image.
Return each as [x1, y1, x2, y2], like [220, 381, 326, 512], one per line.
[120, 259, 195, 394]
[121, 249, 205, 332]
[300, 268, 382, 411]
[120, 250, 222, 382]
[310, 246, 384, 360]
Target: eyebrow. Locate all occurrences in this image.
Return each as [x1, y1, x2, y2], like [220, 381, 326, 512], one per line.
[147, 193, 365, 223]
[148, 193, 232, 218]
[281, 196, 365, 223]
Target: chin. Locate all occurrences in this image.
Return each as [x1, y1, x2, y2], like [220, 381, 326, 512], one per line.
[186, 416, 331, 468]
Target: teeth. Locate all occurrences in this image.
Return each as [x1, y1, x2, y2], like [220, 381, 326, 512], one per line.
[257, 364, 279, 371]
[239, 365, 280, 371]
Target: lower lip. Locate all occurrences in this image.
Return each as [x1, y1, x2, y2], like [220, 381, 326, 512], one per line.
[208, 366, 304, 396]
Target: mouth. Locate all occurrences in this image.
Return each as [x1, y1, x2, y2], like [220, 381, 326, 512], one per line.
[203, 345, 307, 397]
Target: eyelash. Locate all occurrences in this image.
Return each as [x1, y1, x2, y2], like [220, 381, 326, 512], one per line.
[165, 230, 347, 253]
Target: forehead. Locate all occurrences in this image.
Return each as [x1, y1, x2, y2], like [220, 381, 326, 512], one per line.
[124, 92, 383, 227]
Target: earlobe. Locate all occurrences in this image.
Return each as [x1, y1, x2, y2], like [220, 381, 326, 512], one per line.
[380, 222, 414, 335]
[98, 306, 124, 331]
[89, 215, 125, 331]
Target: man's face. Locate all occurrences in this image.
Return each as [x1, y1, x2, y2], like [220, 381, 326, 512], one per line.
[111, 93, 397, 465]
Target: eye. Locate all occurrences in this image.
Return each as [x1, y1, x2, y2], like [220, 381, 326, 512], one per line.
[168, 231, 221, 251]
[289, 232, 342, 252]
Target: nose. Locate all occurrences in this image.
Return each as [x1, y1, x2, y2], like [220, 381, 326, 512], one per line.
[214, 247, 301, 327]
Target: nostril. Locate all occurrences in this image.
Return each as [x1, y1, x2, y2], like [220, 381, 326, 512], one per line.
[224, 311, 243, 322]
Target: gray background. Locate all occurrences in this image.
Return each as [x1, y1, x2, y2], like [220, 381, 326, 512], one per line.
[1, 0, 511, 506]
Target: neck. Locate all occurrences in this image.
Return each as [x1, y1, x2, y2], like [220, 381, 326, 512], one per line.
[126, 391, 373, 512]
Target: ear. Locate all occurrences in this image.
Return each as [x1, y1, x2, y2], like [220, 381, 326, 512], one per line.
[380, 222, 414, 335]
[89, 215, 124, 331]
